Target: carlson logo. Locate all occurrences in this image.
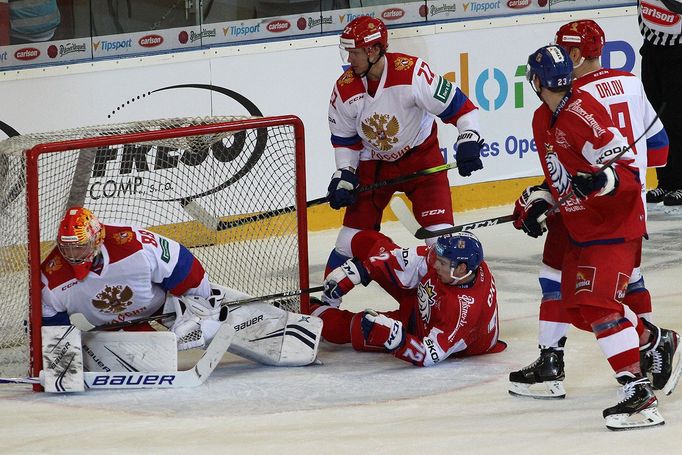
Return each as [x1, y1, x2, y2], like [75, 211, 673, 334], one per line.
[267, 19, 290, 32]
[15, 48, 40, 61]
[507, 0, 531, 8]
[139, 34, 164, 48]
[382, 8, 405, 20]
[641, 2, 681, 27]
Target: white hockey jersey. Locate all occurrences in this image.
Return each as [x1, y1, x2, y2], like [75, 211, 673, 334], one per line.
[573, 68, 669, 189]
[41, 224, 210, 326]
[328, 52, 479, 170]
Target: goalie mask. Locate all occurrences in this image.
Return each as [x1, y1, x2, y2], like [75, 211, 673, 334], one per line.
[427, 232, 483, 285]
[57, 207, 105, 280]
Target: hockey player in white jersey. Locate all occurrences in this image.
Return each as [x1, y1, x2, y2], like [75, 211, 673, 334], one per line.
[509, 20, 679, 404]
[323, 16, 486, 305]
[41, 207, 322, 374]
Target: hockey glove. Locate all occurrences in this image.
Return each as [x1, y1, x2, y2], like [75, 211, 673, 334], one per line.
[323, 258, 371, 301]
[571, 167, 618, 199]
[170, 294, 229, 351]
[455, 130, 484, 177]
[361, 310, 406, 352]
[512, 184, 554, 238]
[327, 169, 359, 210]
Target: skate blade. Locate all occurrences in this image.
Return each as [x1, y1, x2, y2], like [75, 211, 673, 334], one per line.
[663, 335, 682, 396]
[605, 407, 665, 431]
[508, 380, 566, 399]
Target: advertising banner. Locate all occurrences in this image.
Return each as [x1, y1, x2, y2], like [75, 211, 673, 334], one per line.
[0, 9, 644, 202]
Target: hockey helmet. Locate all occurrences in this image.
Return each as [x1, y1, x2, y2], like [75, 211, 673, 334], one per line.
[427, 231, 483, 284]
[526, 45, 573, 93]
[555, 20, 605, 59]
[57, 206, 105, 280]
[340, 16, 388, 52]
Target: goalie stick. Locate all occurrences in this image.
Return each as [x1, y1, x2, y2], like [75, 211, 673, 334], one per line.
[70, 285, 325, 332]
[389, 196, 516, 239]
[182, 161, 459, 231]
[0, 321, 234, 390]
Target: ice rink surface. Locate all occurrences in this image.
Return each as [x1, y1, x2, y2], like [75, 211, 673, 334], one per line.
[1, 204, 681, 454]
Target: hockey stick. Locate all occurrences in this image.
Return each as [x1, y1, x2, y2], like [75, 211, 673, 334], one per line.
[70, 285, 325, 332]
[182, 161, 459, 231]
[2, 320, 235, 390]
[389, 196, 516, 239]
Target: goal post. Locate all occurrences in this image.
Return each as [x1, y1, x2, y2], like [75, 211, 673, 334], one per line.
[0, 115, 309, 385]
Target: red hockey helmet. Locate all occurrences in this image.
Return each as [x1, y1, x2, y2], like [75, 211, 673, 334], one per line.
[57, 206, 105, 280]
[339, 16, 388, 51]
[555, 20, 605, 59]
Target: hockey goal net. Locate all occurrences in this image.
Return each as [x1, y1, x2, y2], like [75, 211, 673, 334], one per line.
[0, 115, 309, 380]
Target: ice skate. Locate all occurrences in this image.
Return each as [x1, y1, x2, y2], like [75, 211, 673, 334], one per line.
[603, 373, 664, 431]
[641, 320, 682, 395]
[509, 338, 566, 399]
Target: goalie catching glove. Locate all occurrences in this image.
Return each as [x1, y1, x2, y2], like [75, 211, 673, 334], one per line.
[361, 310, 406, 352]
[169, 288, 229, 351]
[327, 168, 359, 209]
[323, 258, 371, 302]
[513, 183, 555, 238]
[455, 130, 484, 177]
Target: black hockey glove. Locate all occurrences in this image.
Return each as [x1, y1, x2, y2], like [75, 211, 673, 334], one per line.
[327, 169, 359, 210]
[455, 130, 484, 177]
[571, 167, 618, 199]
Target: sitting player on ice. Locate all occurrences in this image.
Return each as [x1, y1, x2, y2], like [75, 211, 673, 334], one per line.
[311, 230, 506, 366]
[40, 206, 322, 371]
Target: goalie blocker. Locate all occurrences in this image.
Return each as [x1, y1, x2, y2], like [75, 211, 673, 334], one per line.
[36, 286, 323, 392]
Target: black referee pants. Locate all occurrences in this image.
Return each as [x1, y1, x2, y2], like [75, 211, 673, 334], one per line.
[641, 43, 682, 190]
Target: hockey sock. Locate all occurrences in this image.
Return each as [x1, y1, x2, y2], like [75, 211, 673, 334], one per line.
[311, 305, 354, 344]
[324, 248, 351, 278]
[583, 308, 641, 374]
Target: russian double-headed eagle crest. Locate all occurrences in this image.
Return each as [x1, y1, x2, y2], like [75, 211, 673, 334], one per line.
[92, 285, 134, 313]
[361, 113, 400, 151]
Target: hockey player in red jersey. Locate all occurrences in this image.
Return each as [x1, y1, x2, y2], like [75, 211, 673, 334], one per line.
[41, 207, 228, 351]
[509, 20, 676, 401]
[510, 44, 680, 430]
[311, 230, 506, 367]
[324, 16, 486, 306]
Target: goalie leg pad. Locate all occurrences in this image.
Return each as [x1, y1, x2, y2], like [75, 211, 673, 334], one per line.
[228, 302, 323, 366]
[81, 331, 177, 372]
[41, 325, 85, 393]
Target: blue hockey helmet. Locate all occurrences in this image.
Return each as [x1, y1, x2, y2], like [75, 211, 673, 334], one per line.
[526, 45, 573, 93]
[428, 231, 484, 283]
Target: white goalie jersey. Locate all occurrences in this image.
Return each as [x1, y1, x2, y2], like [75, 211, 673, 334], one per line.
[40, 224, 210, 327]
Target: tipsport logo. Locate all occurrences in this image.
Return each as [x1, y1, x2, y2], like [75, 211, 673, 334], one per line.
[446, 40, 637, 112]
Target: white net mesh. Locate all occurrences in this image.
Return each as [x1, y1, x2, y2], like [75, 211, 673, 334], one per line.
[0, 115, 307, 378]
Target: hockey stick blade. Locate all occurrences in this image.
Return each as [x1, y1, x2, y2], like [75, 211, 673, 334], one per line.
[184, 162, 459, 232]
[72, 285, 325, 332]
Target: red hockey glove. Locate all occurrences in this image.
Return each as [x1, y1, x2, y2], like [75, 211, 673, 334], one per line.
[323, 258, 371, 301]
[512, 184, 554, 238]
[571, 167, 619, 199]
[360, 310, 406, 352]
[455, 130, 484, 177]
